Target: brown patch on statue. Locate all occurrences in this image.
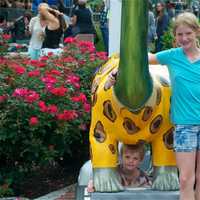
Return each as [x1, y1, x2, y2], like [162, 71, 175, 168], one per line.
[90, 146, 93, 161]
[91, 77, 100, 94]
[123, 117, 141, 134]
[150, 115, 163, 134]
[93, 121, 107, 143]
[142, 106, 153, 121]
[108, 144, 116, 154]
[103, 100, 117, 122]
[92, 93, 97, 107]
[98, 63, 113, 75]
[159, 76, 170, 87]
[156, 87, 162, 105]
[163, 127, 174, 150]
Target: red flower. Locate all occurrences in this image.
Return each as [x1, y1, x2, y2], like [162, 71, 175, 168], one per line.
[29, 117, 39, 126]
[71, 93, 87, 103]
[41, 75, 57, 84]
[47, 104, 58, 114]
[64, 37, 76, 43]
[57, 110, 78, 121]
[12, 88, 29, 97]
[28, 70, 40, 77]
[83, 103, 91, 113]
[25, 91, 40, 103]
[0, 95, 8, 103]
[14, 66, 26, 75]
[38, 101, 48, 112]
[50, 87, 68, 96]
[2, 34, 11, 40]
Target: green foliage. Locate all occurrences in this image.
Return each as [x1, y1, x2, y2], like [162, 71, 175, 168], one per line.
[0, 37, 108, 197]
[161, 22, 175, 50]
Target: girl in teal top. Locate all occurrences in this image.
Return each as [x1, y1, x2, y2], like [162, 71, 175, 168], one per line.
[149, 12, 200, 200]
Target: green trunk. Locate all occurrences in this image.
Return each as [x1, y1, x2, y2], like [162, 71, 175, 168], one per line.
[114, 0, 153, 111]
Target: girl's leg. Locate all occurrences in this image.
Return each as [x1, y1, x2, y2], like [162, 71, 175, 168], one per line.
[195, 150, 200, 200]
[176, 152, 196, 200]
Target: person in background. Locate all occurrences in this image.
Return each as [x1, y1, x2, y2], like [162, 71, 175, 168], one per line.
[87, 143, 151, 192]
[149, 12, 200, 200]
[39, 3, 67, 55]
[147, 0, 157, 50]
[99, 0, 109, 54]
[11, 11, 32, 44]
[166, 1, 175, 21]
[70, 0, 98, 42]
[28, 3, 47, 60]
[155, 2, 169, 52]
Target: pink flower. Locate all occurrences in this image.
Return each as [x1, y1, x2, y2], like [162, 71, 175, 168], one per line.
[41, 75, 57, 84]
[83, 103, 91, 113]
[0, 94, 8, 103]
[50, 87, 68, 96]
[12, 88, 29, 97]
[12, 65, 26, 75]
[28, 70, 40, 77]
[62, 56, 76, 63]
[29, 117, 39, 126]
[57, 110, 78, 121]
[71, 93, 87, 103]
[64, 37, 76, 43]
[47, 104, 58, 114]
[38, 101, 47, 112]
[25, 91, 40, 103]
[2, 34, 11, 40]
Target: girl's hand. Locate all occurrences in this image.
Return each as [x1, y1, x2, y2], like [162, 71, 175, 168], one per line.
[87, 180, 95, 193]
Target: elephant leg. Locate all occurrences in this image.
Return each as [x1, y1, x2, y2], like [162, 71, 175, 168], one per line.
[151, 132, 179, 191]
[89, 123, 124, 192]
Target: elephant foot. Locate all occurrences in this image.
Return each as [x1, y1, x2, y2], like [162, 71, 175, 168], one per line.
[93, 168, 124, 192]
[152, 166, 179, 191]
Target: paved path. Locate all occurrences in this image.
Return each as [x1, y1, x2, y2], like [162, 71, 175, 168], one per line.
[34, 184, 76, 200]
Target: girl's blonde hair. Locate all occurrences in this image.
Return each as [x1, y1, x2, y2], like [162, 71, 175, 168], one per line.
[173, 12, 200, 35]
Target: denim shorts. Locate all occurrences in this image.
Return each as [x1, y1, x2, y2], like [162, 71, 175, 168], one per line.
[173, 125, 200, 152]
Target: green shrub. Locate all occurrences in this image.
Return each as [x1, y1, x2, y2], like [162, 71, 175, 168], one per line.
[0, 36, 108, 196]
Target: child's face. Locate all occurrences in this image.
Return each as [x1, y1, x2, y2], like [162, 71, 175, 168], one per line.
[122, 149, 142, 171]
[175, 24, 198, 51]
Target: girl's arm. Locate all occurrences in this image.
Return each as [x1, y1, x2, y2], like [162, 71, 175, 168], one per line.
[39, 4, 60, 28]
[148, 52, 159, 65]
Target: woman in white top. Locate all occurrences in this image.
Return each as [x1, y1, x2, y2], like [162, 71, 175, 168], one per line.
[28, 3, 47, 60]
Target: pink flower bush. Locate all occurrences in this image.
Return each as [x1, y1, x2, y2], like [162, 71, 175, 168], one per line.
[0, 38, 108, 193]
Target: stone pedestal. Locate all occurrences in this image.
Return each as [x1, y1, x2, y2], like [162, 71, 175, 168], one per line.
[91, 188, 179, 200]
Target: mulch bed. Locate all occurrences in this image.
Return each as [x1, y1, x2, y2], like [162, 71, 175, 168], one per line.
[15, 163, 80, 199]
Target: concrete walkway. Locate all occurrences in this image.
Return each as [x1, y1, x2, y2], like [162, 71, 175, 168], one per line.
[35, 184, 76, 200]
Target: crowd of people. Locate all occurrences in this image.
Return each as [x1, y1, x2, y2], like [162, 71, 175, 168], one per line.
[0, 0, 102, 59]
[0, 2, 200, 199]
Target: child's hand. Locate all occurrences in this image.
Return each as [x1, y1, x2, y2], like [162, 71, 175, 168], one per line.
[87, 180, 95, 193]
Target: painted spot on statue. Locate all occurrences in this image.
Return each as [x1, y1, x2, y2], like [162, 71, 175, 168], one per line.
[108, 144, 116, 154]
[91, 77, 100, 94]
[142, 106, 153, 121]
[123, 117, 140, 134]
[98, 63, 113, 75]
[163, 127, 174, 150]
[159, 76, 170, 87]
[150, 115, 163, 134]
[103, 100, 117, 122]
[156, 87, 162, 105]
[90, 147, 93, 161]
[93, 121, 106, 143]
[92, 93, 97, 107]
